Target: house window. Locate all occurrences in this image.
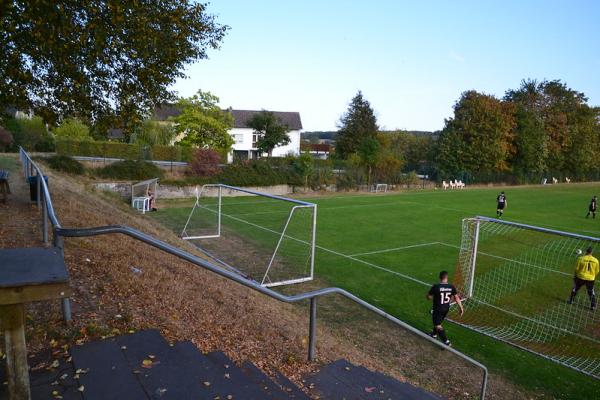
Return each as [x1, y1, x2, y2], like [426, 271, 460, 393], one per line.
[252, 133, 260, 146]
[232, 134, 243, 144]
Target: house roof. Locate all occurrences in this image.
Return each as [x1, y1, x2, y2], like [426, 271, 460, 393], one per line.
[153, 105, 303, 130]
[229, 109, 303, 130]
[107, 128, 125, 139]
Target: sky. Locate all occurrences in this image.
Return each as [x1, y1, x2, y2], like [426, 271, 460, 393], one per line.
[171, 0, 600, 132]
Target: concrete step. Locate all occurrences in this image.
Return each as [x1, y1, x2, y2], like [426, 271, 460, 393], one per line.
[306, 359, 442, 400]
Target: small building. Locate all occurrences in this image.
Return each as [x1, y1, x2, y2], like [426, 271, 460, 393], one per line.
[301, 143, 332, 160]
[153, 106, 302, 163]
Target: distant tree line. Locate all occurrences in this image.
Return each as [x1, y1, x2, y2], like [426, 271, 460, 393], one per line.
[333, 80, 600, 185]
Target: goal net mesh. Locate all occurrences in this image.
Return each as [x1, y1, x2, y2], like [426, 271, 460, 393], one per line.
[451, 217, 600, 378]
[181, 185, 316, 287]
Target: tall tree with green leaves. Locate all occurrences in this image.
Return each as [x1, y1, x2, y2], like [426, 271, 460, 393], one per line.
[505, 79, 599, 177]
[357, 136, 381, 187]
[0, 1, 228, 134]
[246, 111, 291, 157]
[174, 90, 234, 151]
[335, 91, 379, 159]
[436, 91, 516, 178]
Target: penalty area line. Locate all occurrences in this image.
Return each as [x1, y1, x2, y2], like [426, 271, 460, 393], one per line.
[349, 242, 440, 257]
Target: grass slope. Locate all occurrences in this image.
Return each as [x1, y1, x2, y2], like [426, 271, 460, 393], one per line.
[153, 183, 600, 399]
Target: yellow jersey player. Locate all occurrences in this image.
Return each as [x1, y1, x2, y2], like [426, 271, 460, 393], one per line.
[568, 246, 599, 310]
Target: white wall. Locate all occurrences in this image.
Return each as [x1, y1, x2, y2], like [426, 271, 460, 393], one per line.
[227, 128, 301, 162]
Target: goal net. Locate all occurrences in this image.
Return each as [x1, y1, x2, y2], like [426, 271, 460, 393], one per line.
[372, 183, 388, 193]
[451, 216, 600, 378]
[181, 184, 316, 288]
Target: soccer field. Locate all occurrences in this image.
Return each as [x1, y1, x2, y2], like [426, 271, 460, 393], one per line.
[151, 183, 600, 398]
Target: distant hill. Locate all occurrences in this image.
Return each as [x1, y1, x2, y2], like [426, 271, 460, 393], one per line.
[302, 130, 438, 141]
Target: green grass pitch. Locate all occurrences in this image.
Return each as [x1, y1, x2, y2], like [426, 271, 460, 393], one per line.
[151, 183, 600, 398]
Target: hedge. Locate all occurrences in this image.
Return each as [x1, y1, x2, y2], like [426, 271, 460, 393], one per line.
[55, 138, 194, 162]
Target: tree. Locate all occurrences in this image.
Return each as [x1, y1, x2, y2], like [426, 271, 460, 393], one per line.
[246, 110, 291, 157]
[133, 120, 176, 146]
[293, 153, 314, 190]
[357, 136, 380, 187]
[504, 79, 599, 177]
[174, 90, 234, 151]
[0, 126, 13, 151]
[436, 91, 515, 179]
[54, 118, 91, 140]
[0, 1, 228, 133]
[335, 91, 379, 158]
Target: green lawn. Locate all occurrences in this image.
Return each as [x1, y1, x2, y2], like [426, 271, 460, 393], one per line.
[152, 183, 600, 398]
[0, 154, 17, 172]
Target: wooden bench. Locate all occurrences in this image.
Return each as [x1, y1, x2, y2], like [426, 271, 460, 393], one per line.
[0, 170, 10, 204]
[0, 247, 71, 400]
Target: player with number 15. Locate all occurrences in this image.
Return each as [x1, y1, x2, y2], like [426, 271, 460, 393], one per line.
[427, 270, 464, 346]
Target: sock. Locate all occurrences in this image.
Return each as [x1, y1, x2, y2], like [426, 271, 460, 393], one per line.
[436, 327, 448, 343]
[569, 291, 576, 304]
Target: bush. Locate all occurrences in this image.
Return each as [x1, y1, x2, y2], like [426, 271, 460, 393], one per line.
[0, 126, 14, 151]
[97, 160, 164, 180]
[188, 148, 222, 177]
[46, 155, 85, 175]
[54, 118, 91, 139]
[4, 116, 54, 151]
[55, 138, 192, 162]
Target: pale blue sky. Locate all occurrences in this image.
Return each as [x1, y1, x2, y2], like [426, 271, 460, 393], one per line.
[171, 1, 600, 132]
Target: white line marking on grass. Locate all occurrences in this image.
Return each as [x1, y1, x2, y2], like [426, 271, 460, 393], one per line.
[315, 245, 430, 287]
[349, 242, 440, 257]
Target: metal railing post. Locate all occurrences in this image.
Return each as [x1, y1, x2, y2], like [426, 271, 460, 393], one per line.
[308, 297, 317, 361]
[42, 192, 48, 244]
[36, 172, 41, 208]
[480, 369, 488, 400]
[53, 235, 72, 322]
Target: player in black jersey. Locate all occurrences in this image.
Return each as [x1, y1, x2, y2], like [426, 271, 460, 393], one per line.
[427, 270, 464, 346]
[586, 196, 597, 219]
[496, 191, 507, 218]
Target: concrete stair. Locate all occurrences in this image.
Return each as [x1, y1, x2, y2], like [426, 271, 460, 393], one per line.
[0, 330, 441, 399]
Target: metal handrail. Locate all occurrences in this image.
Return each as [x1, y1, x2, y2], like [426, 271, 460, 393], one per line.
[18, 148, 488, 399]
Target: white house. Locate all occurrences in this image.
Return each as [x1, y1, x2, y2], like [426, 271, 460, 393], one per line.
[153, 106, 302, 163]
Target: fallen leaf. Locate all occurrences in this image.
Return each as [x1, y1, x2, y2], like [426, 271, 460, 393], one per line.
[203, 381, 211, 387]
[142, 359, 153, 368]
[365, 386, 375, 393]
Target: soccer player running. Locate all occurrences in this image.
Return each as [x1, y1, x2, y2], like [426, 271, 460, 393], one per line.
[568, 247, 599, 310]
[496, 191, 507, 218]
[427, 270, 464, 346]
[586, 196, 597, 219]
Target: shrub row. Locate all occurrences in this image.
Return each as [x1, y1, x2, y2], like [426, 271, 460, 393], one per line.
[97, 160, 165, 180]
[55, 138, 195, 162]
[46, 155, 85, 175]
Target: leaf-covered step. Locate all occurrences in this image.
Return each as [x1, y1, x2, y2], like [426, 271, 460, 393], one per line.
[240, 361, 310, 400]
[70, 338, 147, 400]
[306, 359, 442, 400]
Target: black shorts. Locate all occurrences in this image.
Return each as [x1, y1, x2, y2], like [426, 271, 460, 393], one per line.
[497, 203, 505, 210]
[573, 277, 595, 293]
[589, 207, 596, 212]
[432, 309, 449, 326]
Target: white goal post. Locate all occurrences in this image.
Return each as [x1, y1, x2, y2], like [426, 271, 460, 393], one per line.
[181, 184, 317, 288]
[372, 183, 388, 193]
